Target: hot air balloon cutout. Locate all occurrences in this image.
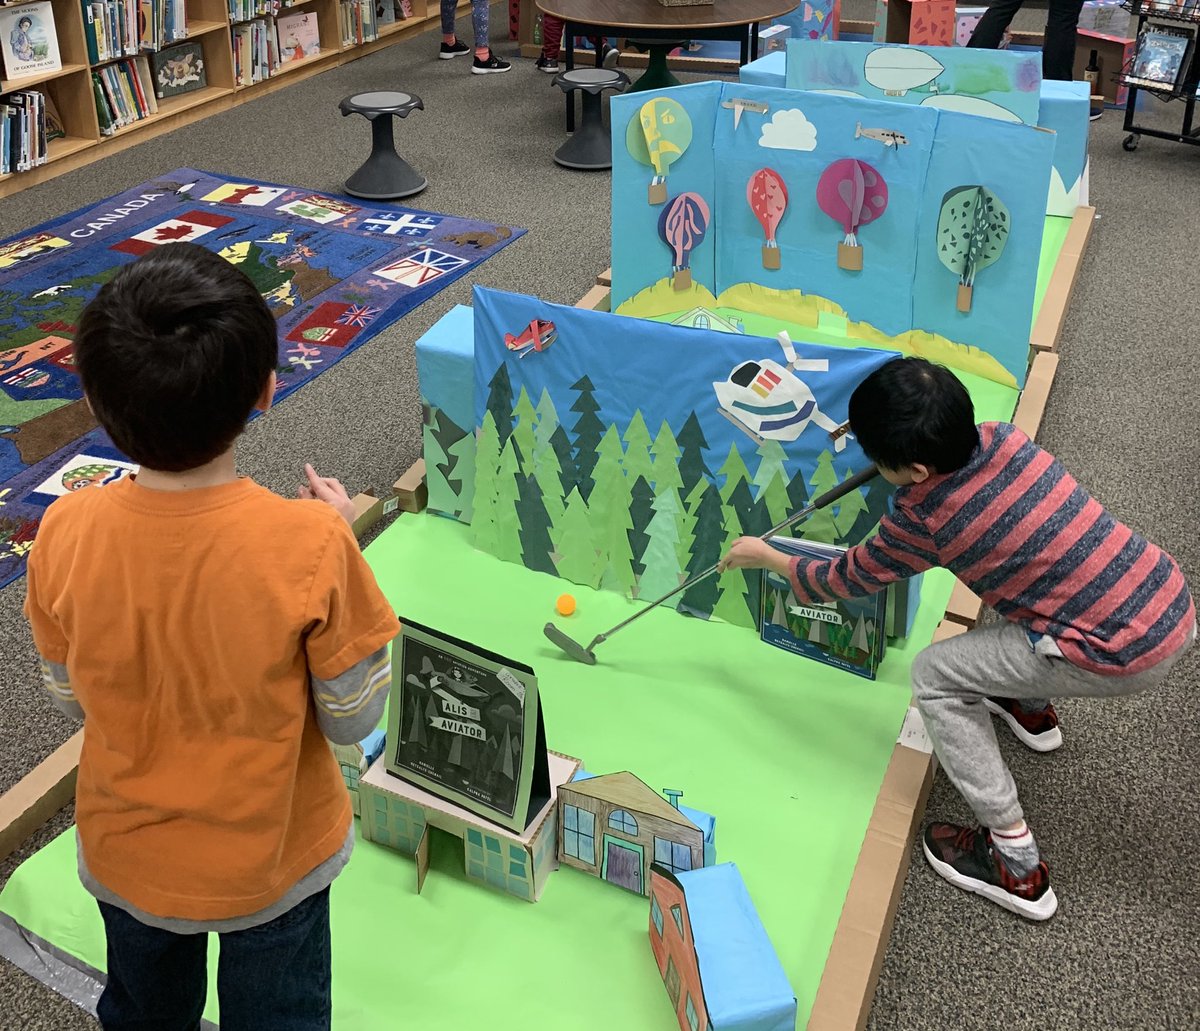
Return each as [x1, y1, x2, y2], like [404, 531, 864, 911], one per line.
[816, 159, 888, 272]
[936, 185, 1010, 313]
[748, 168, 789, 271]
[658, 192, 709, 291]
[626, 98, 692, 206]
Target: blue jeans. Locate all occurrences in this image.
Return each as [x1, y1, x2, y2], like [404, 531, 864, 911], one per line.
[441, 0, 488, 49]
[96, 887, 331, 1031]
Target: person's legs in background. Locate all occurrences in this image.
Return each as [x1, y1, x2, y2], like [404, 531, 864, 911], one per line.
[537, 16, 620, 73]
[967, 0, 1028, 50]
[1043, 0, 1086, 79]
[439, 0, 510, 72]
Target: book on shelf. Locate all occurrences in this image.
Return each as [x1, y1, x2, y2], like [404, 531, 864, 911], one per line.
[0, 2, 62, 81]
[758, 536, 889, 681]
[91, 55, 155, 132]
[276, 9, 319, 62]
[229, 0, 285, 23]
[82, 0, 148, 65]
[340, 0, 376, 45]
[0, 88, 50, 173]
[376, 0, 395, 28]
[1126, 25, 1195, 90]
[151, 39, 204, 97]
[138, 0, 188, 52]
[232, 16, 277, 84]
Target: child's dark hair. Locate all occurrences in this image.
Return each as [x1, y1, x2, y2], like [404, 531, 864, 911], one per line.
[848, 357, 977, 473]
[75, 243, 277, 472]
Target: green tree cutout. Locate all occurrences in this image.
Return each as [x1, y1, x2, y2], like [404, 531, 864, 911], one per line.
[833, 470, 870, 545]
[471, 411, 503, 553]
[510, 386, 538, 473]
[570, 376, 604, 500]
[622, 411, 656, 487]
[936, 186, 1010, 314]
[531, 389, 565, 521]
[805, 451, 840, 545]
[553, 488, 603, 588]
[639, 486, 685, 600]
[752, 440, 792, 526]
[493, 440, 524, 565]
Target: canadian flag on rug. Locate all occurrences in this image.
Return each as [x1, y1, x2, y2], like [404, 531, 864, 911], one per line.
[110, 210, 236, 256]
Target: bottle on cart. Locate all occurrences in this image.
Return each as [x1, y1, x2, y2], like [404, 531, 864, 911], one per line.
[1084, 49, 1103, 120]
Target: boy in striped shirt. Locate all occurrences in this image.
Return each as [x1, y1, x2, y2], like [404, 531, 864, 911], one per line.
[25, 244, 400, 1028]
[721, 357, 1194, 921]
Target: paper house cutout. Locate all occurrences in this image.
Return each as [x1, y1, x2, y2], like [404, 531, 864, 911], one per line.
[359, 749, 581, 902]
[670, 307, 744, 334]
[649, 863, 797, 1031]
[330, 728, 386, 816]
[557, 771, 714, 896]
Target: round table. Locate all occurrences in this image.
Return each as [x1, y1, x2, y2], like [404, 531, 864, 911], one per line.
[535, 0, 796, 91]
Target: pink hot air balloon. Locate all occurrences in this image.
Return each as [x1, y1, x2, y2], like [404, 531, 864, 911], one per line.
[658, 192, 710, 291]
[748, 168, 789, 271]
[817, 158, 889, 271]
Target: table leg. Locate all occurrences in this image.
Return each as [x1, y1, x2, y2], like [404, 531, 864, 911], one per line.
[629, 44, 682, 93]
[565, 22, 576, 133]
[750, 22, 760, 63]
[740, 30, 748, 66]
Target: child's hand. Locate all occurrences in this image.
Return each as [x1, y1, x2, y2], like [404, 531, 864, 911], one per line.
[299, 464, 356, 526]
[718, 537, 790, 576]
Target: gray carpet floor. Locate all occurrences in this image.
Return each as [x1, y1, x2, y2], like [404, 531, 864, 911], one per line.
[1, 5, 1198, 1029]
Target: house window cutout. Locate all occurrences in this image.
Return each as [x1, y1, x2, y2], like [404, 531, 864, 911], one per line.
[609, 809, 639, 835]
[651, 893, 664, 937]
[695, 314, 710, 329]
[654, 836, 694, 875]
[563, 804, 596, 865]
[665, 958, 681, 1007]
[685, 994, 699, 1031]
[671, 903, 684, 936]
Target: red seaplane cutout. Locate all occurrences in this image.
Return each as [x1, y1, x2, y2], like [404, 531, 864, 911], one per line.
[504, 319, 557, 359]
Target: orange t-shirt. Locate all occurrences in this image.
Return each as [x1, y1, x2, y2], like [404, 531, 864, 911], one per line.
[24, 476, 400, 921]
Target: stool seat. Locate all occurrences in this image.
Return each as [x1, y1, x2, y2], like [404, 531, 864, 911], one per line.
[551, 68, 630, 171]
[339, 91, 423, 119]
[338, 90, 426, 200]
[555, 68, 626, 93]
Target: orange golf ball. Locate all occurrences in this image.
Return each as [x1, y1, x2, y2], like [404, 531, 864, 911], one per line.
[556, 594, 576, 617]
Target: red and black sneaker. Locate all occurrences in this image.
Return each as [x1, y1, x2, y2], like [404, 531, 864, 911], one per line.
[984, 697, 1063, 752]
[922, 822, 1058, 921]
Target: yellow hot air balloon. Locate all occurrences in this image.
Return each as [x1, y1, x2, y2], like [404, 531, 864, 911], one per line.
[625, 97, 693, 206]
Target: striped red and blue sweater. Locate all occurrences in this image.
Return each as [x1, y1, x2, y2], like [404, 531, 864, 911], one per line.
[788, 422, 1195, 675]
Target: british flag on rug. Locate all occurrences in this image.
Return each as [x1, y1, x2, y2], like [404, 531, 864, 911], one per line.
[0, 168, 523, 587]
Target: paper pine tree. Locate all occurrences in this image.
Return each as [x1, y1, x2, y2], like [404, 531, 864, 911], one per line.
[511, 386, 538, 473]
[628, 476, 655, 578]
[516, 472, 556, 575]
[622, 411, 656, 487]
[717, 441, 753, 503]
[589, 425, 629, 532]
[638, 486, 685, 600]
[937, 185, 1010, 314]
[486, 363, 515, 447]
[570, 376, 604, 501]
[471, 411, 503, 552]
[804, 451, 841, 544]
[650, 419, 684, 493]
[493, 440, 524, 564]
[832, 471, 870, 545]
[681, 483, 725, 616]
[446, 431, 475, 523]
[711, 522, 756, 629]
[553, 488, 604, 588]
[676, 412, 711, 499]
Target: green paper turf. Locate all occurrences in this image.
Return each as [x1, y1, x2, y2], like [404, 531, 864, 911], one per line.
[1034, 215, 1071, 317]
[0, 365, 1017, 1030]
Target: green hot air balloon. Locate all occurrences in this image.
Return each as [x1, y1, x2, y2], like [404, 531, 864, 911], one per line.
[626, 97, 692, 206]
[936, 185, 1010, 314]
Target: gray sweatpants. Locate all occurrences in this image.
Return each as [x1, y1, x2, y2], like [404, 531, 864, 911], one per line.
[911, 618, 1195, 828]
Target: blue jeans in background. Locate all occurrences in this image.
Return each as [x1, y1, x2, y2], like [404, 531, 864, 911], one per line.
[96, 886, 331, 1031]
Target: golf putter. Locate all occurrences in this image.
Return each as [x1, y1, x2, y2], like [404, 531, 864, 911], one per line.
[544, 464, 879, 665]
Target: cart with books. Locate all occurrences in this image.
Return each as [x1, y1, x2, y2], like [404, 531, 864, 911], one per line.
[1118, 0, 1200, 150]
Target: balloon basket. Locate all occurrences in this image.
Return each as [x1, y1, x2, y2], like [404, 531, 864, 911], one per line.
[837, 243, 863, 271]
[672, 269, 692, 291]
[957, 284, 973, 313]
[648, 182, 667, 206]
[762, 246, 781, 270]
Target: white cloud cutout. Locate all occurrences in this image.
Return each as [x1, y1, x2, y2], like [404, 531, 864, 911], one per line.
[759, 108, 818, 152]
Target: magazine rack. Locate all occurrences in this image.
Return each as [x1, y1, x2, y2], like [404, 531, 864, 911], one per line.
[1118, 0, 1200, 150]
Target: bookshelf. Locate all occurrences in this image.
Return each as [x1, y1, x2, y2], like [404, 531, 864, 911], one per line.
[0, 0, 471, 197]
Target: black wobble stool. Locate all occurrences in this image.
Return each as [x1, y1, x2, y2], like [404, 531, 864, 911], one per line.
[338, 91, 426, 200]
[553, 68, 630, 171]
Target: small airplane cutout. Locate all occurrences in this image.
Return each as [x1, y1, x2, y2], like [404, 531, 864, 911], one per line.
[855, 122, 909, 147]
[504, 319, 557, 358]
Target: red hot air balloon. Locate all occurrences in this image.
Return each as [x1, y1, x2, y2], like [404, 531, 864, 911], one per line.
[658, 192, 710, 291]
[816, 158, 888, 271]
[748, 168, 789, 271]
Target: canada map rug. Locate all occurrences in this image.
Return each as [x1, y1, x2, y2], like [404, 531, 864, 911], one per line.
[0, 168, 523, 588]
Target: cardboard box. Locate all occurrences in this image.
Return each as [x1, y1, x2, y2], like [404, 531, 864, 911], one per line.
[879, 0, 957, 46]
[358, 750, 582, 902]
[350, 490, 385, 538]
[393, 459, 428, 514]
[1075, 29, 1135, 105]
[757, 23, 790, 59]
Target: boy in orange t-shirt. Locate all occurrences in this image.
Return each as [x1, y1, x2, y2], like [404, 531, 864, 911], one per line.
[24, 243, 400, 1030]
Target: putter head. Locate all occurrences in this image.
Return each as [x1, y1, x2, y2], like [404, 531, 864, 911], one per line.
[543, 622, 597, 665]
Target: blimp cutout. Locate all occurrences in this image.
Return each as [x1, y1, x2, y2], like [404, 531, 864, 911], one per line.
[864, 47, 944, 96]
